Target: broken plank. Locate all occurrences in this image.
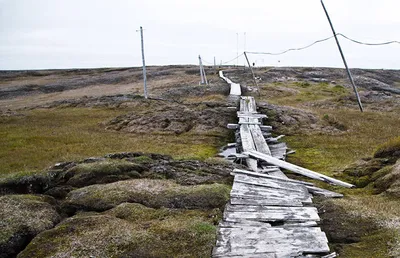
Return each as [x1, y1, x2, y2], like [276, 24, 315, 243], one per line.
[232, 169, 314, 186]
[245, 150, 355, 188]
[239, 124, 258, 171]
[227, 123, 239, 129]
[260, 125, 272, 131]
[306, 185, 344, 198]
[234, 174, 307, 193]
[249, 124, 272, 156]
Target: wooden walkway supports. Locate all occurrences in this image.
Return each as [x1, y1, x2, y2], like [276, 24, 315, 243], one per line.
[213, 77, 348, 257]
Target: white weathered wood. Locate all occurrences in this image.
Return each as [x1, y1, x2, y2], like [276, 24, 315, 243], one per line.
[234, 174, 307, 193]
[219, 71, 242, 96]
[239, 124, 258, 171]
[232, 169, 314, 186]
[306, 185, 344, 198]
[224, 205, 320, 222]
[283, 221, 319, 228]
[260, 125, 272, 131]
[250, 124, 272, 156]
[227, 123, 239, 129]
[232, 181, 310, 198]
[245, 150, 355, 188]
[214, 227, 330, 257]
[230, 196, 304, 207]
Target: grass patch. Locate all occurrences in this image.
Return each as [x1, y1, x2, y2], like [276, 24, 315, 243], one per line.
[64, 179, 231, 212]
[0, 108, 226, 177]
[374, 136, 400, 159]
[285, 108, 400, 176]
[258, 81, 350, 106]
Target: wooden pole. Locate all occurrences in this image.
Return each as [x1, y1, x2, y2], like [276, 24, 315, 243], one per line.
[199, 55, 205, 84]
[139, 26, 148, 99]
[320, 0, 363, 112]
[244, 52, 261, 96]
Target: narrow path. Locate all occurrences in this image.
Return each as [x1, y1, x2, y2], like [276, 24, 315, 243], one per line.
[213, 72, 345, 257]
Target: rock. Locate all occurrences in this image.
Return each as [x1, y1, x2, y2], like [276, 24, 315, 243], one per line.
[63, 179, 230, 212]
[0, 195, 60, 258]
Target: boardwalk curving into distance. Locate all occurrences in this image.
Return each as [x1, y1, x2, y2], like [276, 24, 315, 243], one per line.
[213, 72, 352, 257]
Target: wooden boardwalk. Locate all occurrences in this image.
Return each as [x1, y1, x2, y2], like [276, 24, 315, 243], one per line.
[213, 74, 349, 258]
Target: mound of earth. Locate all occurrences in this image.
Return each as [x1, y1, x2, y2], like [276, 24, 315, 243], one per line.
[0, 195, 61, 258]
[104, 100, 236, 135]
[63, 179, 230, 212]
[1, 152, 233, 197]
[0, 152, 233, 257]
[342, 136, 400, 191]
[18, 203, 218, 257]
[257, 102, 345, 135]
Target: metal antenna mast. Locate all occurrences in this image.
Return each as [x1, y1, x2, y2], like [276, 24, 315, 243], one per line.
[320, 0, 363, 112]
[138, 26, 148, 99]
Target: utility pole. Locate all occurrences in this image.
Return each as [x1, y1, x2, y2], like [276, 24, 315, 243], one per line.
[198, 55, 208, 85]
[320, 0, 363, 112]
[244, 32, 247, 68]
[139, 26, 148, 99]
[236, 33, 239, 66]
[244, 51, 260, 96]
[214, 56, 217, 74]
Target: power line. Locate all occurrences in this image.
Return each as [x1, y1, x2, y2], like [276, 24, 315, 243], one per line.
[221, 53, 244, 65]
[246, 33, 399, 56]
[337, 33, 400, 46]
[246, 35, 336, 55]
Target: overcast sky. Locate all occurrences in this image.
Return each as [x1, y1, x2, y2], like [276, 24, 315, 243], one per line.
[0, 0, 399, 70]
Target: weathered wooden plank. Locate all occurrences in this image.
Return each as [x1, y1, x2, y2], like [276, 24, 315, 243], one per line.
[214, 227, 330, 257]
[245, 150, 355, 188]
[230, 192, 312, 205]
[260, 125, 272, 131]
[232, 182, 311, 201]
[234, 174, 307, 193]
[224, 205, 320, 222]
[283, 221, 319, 228]
[239, 124, 258, 171]
[306, 185, 344, 198]
[230, 83, 242, 96]
[232, 169, 314, 186]
[219, 221, 271, 228]
[237, 112, 267, 119]
[227, 123, 239, 129]
[230, 196, 304, 207]
[249, 124, 272, 156]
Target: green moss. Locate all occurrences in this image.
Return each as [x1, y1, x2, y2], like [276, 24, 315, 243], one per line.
[65, 179, 231, 211]
[339, 229, 395, 258]
[131, 155, 153, 163]
[19, 205, 220, 257]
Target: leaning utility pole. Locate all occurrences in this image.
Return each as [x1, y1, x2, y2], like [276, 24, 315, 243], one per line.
[139, 26, 148, 99]
[244, 51, 260, 96]
[198, 55, 208, 85]
[320, 0, 363, 112]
